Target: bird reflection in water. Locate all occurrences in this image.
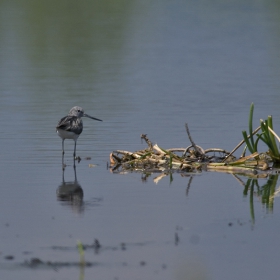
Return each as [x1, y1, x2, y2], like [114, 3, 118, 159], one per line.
[56, 163, 84, 214]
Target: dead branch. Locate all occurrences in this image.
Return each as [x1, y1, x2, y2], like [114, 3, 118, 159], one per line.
[184, 123, 205, 159]
[140, 134, 153, 150]
[222, 126, 261, 162]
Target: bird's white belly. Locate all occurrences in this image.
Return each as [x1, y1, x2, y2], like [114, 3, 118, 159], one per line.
[57, 128, 80, 141]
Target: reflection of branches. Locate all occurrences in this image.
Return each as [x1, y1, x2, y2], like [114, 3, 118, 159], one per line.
[130, 168, 280, 221]
[141, 173, 152, 183]
[147, 171, 280, 224]
[153, 171, 194, 195]
[138, 170, 195, 196]
[186, 176, 193, 196]
[153, 173, 168, 184]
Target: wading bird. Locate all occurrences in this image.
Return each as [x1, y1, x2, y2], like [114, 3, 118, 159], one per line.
[56, 106, 102, 158]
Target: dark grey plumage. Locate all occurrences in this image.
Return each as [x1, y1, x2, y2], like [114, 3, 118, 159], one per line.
[57, 115, 83, 136]
[56, 106, 102, 157]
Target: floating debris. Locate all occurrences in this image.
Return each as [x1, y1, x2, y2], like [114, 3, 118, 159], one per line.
[110, 124, 271, 176]
[23, 257, 95, 268]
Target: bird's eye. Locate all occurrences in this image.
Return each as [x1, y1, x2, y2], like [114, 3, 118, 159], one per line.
[78, 110, 80, 112]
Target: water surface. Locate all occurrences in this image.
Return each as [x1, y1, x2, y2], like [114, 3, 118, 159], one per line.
[1, 0, 280, 279]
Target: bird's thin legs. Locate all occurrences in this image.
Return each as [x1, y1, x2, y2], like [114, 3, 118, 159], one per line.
[73, 141, 77, 158]
[73, 141, 77, 168]
[61, 139, 78, 168]
[73, 159, 77, 173]
[62, 139, 65, 172]
[62, 166, 65, 182]
[62, 139, 65, 170]
[62, 139, 65, 155]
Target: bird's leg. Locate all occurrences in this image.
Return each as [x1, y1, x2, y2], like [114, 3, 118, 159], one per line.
[62, 166, 65, 182]
[62, 139, 65, 155]
[62, 158, 65, 170]
[73, 141, 77, 158]
[62, 139, 65, 170]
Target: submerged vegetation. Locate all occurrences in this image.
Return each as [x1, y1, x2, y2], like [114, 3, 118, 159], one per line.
[110, 103, 280, 176]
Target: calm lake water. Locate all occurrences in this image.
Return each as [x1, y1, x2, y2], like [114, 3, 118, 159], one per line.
[1, 0, 280, 279]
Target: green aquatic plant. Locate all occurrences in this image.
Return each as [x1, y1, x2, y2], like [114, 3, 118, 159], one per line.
[242, 103, 259, 154]
[77, 240, 85, 266]
[242, 103, 280, 163]
[257, 116, 280, 162]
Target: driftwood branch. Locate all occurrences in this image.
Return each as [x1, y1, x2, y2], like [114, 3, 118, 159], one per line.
[140, 134, 153, 150]
[222, 126, 261, 162]
[184, 123, 205, 158]
[109, 126, 270, 176]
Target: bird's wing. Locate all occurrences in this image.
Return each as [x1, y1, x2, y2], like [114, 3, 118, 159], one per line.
[56, 116, 76, 131]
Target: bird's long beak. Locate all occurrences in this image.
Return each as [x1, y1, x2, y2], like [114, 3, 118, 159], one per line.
[84, 113, 102, 122]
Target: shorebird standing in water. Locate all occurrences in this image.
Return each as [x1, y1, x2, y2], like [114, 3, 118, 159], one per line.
[56, 106, 102, 158]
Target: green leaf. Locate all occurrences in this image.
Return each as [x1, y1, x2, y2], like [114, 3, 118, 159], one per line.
[249, 103, 255, 149]
[242, 131, 254, 153]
